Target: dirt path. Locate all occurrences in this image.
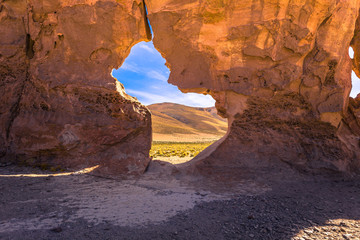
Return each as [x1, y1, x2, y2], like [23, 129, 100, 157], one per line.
[0, 165, 359, 240]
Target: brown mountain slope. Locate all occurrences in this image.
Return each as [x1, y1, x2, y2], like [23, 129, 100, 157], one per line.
[148, 103, 228, 142]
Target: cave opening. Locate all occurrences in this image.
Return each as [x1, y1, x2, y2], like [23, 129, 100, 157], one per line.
[110, 3, 227, 164]
[349, 47, 360, 98]
[112, 40, 227, 164]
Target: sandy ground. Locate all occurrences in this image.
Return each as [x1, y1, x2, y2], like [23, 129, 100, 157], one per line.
[153, 156, 193, 165]
[0, 163, 359, 240]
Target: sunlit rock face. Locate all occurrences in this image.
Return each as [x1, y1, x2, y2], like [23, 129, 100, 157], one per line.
[147, 0, 360, 174]
[1, 0, 360, 177]
[0, 0, 152, 176]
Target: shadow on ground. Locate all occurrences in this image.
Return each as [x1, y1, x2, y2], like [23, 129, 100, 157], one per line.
[0, 165, 359, 240]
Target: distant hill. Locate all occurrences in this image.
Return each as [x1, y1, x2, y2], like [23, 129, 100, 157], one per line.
[147, 103, 228, 142]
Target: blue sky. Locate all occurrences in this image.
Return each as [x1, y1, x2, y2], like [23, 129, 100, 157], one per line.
[112, 41, 215, 107]
[351, 72, 360, 98]
[112, 42, 360, 107]
[349, 47, 360, 98]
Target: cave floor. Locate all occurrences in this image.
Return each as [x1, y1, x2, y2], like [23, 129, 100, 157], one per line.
[0, 164, 359, 240]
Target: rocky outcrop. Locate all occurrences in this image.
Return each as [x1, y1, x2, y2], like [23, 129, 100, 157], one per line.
[0, 0, 152, 176]
[1, 0, 360, 177]
[146, 0, 360, 175]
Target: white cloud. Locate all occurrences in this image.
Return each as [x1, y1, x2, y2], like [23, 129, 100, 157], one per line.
[150, 85, 162, 90]
[146, 70, 168, 82]
[120, 62, 140, 73]
[170, 93, 216, 107]
[184, 94, 216, 107]
[138, 43, 156, 53]
[126, 89, 169, 105]
[126, 88, 215, 107]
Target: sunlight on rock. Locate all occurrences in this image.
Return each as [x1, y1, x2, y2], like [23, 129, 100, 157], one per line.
[292, 219, 360, 240]
[0, 165, 99, 178]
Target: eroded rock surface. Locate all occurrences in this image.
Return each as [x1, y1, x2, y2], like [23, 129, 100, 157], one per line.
[0, 0, 152, 176]
[146, 0, 360, 175]
[1, 0, 360, 177]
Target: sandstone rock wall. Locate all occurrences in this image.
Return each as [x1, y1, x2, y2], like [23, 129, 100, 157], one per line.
[146, 0, 360, 175]
[0, 0, 152, 175]
[1, 0, 360, 177]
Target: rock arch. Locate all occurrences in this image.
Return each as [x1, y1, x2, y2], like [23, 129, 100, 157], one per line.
[0, 0, 359, 176]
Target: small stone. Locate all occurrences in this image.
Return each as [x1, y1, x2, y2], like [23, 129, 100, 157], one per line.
[249, 234, 255, 238]
[50, 227, 62, 233]
[343, 234, 352, 240]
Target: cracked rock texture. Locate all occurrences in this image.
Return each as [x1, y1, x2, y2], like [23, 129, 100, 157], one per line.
[0, 0, 152, 176]
[146, 0, 360, 175]
[1, 0, 360, 177]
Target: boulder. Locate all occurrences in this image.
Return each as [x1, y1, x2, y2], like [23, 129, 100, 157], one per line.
[0, 0, 152, 176]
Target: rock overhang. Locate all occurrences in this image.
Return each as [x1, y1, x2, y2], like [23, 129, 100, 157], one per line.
[0, 0, 359, 177]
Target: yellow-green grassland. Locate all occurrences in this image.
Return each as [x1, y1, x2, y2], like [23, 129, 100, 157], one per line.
[148, 103, 227, 164]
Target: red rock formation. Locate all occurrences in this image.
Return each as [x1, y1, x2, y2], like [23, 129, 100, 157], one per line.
[146, 0, 360, 175]
[1, 0, 360, 177]
[0, 0, 152, 176]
